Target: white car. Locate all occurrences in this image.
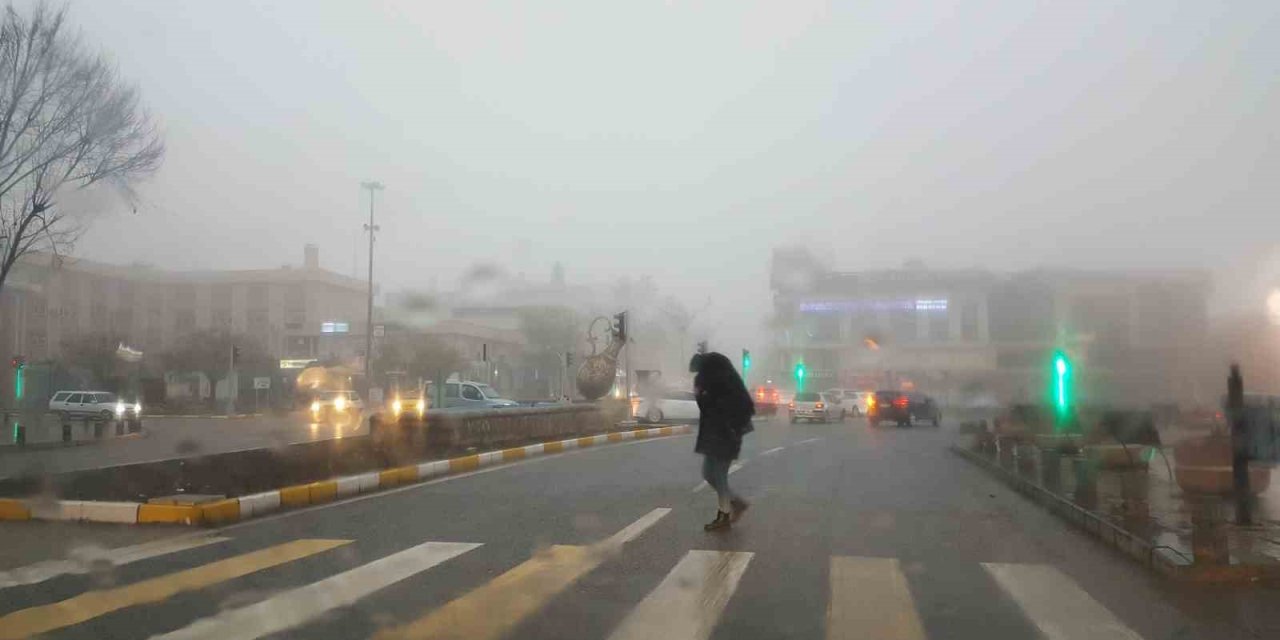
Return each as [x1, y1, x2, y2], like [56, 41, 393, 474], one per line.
[789, 391, 834, 423]
[637, 390, 700, 424]
[842, 390, 873, 416]
[49, 391, 140, 421]
[310, 389, 365, 423]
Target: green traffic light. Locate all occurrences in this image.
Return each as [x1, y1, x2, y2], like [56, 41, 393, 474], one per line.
[1052, 351, 1070, 414]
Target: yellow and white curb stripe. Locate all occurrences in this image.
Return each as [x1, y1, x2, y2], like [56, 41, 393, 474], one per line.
[0, 425, 691, 527]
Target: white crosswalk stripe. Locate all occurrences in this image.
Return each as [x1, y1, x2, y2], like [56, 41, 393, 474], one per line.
[827, 556, 926, 640]
[0, 535, 230, 590]
[982, 562, 1147, 640]
[0, 522, 1150, 640]
[151, 541, 481, 640]
[606, 550, 754, 640]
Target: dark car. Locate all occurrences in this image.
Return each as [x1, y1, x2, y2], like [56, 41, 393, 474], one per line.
[867, 390, 940, 427]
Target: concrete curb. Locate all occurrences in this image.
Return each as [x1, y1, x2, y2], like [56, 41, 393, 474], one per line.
[949, 444, 1280, 585]
[0, 425, 692, 527]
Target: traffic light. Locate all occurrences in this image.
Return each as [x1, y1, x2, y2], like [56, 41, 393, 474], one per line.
[231, 345, 241, 366]
[1052, 350, 1071, 417]
[793, 361, 806, 391]
[565, 351, 574, 367]
[742, 349, 751, 373]
[10, 355, 25, 401]
[614, 311, 628, 342]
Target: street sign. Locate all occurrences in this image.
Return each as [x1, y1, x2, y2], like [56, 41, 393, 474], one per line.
[279, 358, 317, 369]
[254, 377, 271, 390]
[374, 324, 385, 338]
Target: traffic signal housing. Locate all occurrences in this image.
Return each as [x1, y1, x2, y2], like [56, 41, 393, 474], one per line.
[742, 349, 751, 373]
[614, 311, 628, 342]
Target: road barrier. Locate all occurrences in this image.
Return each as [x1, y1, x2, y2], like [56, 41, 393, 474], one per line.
[0, 424, 691, 526]
[0, 410, 141, 449]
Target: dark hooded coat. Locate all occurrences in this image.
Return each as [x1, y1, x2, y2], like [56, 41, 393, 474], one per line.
[691, 352, 755, 460]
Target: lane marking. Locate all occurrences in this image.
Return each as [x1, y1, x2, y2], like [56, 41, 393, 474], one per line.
[691, 463, 745, 493]
[827, 556, 926, 640]
[796, 437, 824, 446]
[759, 446, 786, 457]
[606, 550, 754, 640]
[982, 563, 1146, 640]
[214, 433, 690, 535]
[0, 538, 350, 640]
[151, 541, 481, 640]
[0, 535, 231, 590]
[374, 508, 670, 640]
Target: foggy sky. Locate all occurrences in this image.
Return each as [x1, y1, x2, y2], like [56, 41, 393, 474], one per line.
[62, 0, 1280, 352]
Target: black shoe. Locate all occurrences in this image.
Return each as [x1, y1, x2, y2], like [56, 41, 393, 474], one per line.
[730, 498, 750, 522]
[704, 510, 732, 531]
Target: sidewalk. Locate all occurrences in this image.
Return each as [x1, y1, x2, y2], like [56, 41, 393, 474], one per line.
[955, 427, 1280, 579]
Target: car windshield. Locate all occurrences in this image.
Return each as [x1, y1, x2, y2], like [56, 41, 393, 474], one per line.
[475, 384, 502, 399]
[2, 4, 1269, 637]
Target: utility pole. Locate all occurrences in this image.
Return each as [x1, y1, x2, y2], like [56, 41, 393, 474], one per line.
[1228, 364, 1252, 525]
[361, 181, 384, 384]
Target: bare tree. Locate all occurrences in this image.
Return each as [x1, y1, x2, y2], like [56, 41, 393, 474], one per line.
[0, 2, 163, 295]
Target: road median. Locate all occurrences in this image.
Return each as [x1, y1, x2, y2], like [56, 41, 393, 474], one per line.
[0, 425, 691, 527]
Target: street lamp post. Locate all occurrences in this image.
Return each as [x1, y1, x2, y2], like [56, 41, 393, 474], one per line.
[361, 181, 384, 383]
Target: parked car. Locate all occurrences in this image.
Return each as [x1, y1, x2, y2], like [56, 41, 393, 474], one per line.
[789, 391, 834, 423]
[637, 389, 699, 423]
[867, 390, 941, 427]
[427, 381, 520, 410]
[310, 389, 364, 423]
[49, 391, 140, 421]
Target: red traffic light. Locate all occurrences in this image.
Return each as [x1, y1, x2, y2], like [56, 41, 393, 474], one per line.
[10, 355, 26, 369]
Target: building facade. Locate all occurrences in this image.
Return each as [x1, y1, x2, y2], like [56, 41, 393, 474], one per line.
[1, 244, 369, 374]
[770, 251, 1211, 407]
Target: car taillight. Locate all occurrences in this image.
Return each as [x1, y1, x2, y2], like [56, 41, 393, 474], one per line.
[788, 401, 795, 409]
[893, 396, 908, 408]
[816, 402, 824, 409]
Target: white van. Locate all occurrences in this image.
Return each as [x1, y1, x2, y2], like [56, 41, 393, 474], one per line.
[49, 391, 140, 420]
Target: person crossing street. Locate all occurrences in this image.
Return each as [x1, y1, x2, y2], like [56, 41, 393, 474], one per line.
[689, 351, 756, 531]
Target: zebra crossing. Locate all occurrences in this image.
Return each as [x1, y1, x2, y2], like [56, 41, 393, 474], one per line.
[0, 510, 1149, 640]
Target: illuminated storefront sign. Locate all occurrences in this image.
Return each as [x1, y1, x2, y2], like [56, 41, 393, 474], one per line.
[799, 299, 949, 313]
[321, 321, 350, 334]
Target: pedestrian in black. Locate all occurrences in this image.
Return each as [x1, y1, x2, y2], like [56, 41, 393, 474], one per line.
[690, 351, 755, 531]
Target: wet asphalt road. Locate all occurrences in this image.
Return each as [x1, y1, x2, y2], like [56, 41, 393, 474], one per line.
[0, 414, 1276, 639]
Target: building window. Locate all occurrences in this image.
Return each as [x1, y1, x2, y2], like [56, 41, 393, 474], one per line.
[961, 300, 980, 341]
[248, 284, 268, 310]
[925, 308, 948, 342]
[890, 308, 916, 344]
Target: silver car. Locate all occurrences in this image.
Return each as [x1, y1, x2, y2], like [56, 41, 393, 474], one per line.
[49, 391, 140, 421]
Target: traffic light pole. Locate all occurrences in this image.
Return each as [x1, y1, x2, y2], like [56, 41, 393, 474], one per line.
[226, 344, 235, 416]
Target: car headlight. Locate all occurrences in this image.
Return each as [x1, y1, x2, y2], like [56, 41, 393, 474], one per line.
[335, 397, 346, 411]
[134, 402, 142, 414]
[392, 399, 402, 415]
[416, 399, 426, 414]
[310, 401, 321, 413]
[115, 402, 126, 416]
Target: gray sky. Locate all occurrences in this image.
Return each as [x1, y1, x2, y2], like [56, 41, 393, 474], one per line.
[64, 0, 1279, 350]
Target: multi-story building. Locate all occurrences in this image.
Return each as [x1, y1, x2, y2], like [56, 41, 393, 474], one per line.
[1, 245, 369, 402]
[769, 250, 1211, 407]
